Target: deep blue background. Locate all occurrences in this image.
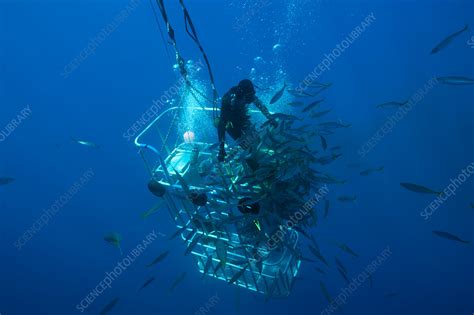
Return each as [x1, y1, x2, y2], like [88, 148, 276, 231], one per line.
[1, 0, 473, 314]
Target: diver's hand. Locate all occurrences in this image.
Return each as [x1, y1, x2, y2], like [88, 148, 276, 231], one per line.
[218, 146, 226, 162]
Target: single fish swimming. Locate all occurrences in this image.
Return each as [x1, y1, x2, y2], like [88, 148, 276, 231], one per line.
[319, 281, 333, 304]
[360, 166, 384, 176]
[104, 233, 123, 255]
[335, 257, 348, 275]
[146, 250, 170, 267]
[216, 239, 227, 268]
[302, 98, 325, 112]
[71, 138, 100, 149]
[141, 201, 164, 218]
[270, 83, 287, 104]
[431, 24, 469, 54]
[184, 234, 202, 256]
[437, 76, 474, 85]
[400, 182, 441, 195]
[202, 257, 214, 277]
[320, 135, 328, 151]
[99, 297, 119, 315]
[169, 224, 189, 240]
[138, 277, 155, 291]
[168, 272, 187, 293]
[433, 230, 470, 244]
[270, 113, 301, 122]
[228, 264, 249, 285]
[0, 177, 15, 186]
[337, 243, 359, 258]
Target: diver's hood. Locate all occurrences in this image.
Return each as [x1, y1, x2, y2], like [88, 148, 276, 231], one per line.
[237, 79, 256, 100]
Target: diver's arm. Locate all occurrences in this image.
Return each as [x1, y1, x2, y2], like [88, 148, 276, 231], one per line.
[254, 97, 277, 127]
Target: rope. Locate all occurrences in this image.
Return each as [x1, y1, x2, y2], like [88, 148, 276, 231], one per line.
[148, 0, 173, 67]
[178, 0, 220, 117]
[153, 0, 220, 119]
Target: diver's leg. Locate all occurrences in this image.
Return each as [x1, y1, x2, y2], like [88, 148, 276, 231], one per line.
[227, 124, 243, 141]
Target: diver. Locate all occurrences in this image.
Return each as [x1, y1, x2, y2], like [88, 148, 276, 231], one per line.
[217, 79, 276, 163]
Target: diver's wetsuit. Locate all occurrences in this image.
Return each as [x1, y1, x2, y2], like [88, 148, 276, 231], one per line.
[218, 79, 275, 162]
[218, 86, 251, 143]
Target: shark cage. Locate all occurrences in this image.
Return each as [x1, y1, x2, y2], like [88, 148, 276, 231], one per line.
[135, 105, 302, 298]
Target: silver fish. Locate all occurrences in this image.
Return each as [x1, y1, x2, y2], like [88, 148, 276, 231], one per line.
[319, 281, 333, 304]
[138, 277, 155, 291]
[433, 230, 470, 244]
[302, 98, 325, 112]
[431, 24, 469, 54]
[202, 257, 214, 277]
[100, 297, 119, 315]
[270, 113, 301, 121]
[270, 83, 287, 104]
[437, 76, 474, 85]
[335, 257, 348, 275]
[360, 166, 384, 176]
[168, 272, 187, 293]
[320, 135, 327, 150]
[146, 250, 170, 267]
[169, 224, 189, 240]
[216, 239, 227, 267]
[184, 234, 202, 256]
[337, 243, 359, 258]
[400, 182, 441, 195]
[228, 264, 249, 284]
[104, 233, 123, 255]
[71, 138, 100, 149]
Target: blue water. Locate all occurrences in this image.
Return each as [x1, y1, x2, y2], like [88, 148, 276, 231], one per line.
[1, 0, 473, 314]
